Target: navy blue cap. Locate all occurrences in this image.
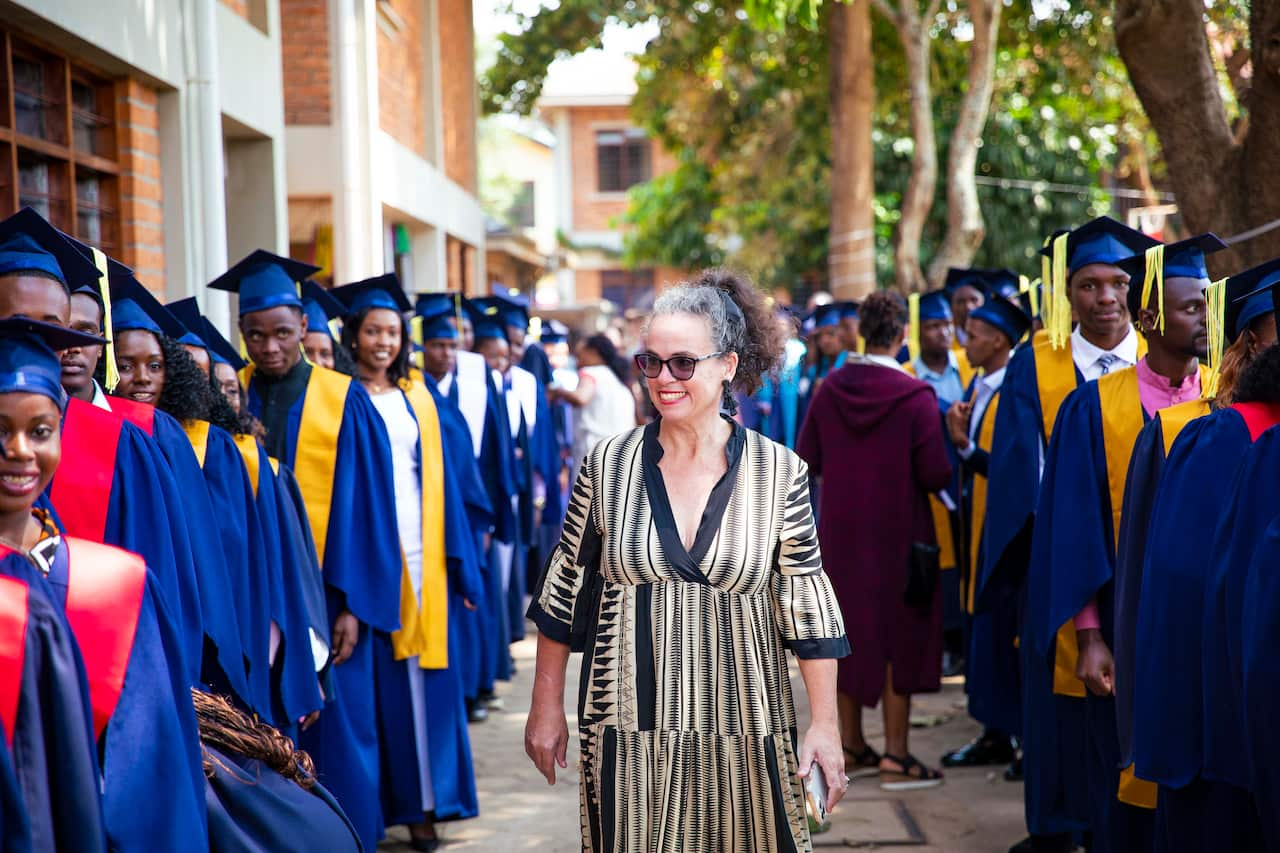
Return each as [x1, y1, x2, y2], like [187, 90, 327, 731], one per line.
[415, 291, 462, 319]
[200, 317, 247, 371]
[208, 249, 320, 316]
[917, 290, 952, 322]
[489, 285, 531, 330]
[300, 280, 346, 335]
[835, 301, 859, 321]
[1040, 216, 1161, 276]
[969, 296, 1032, 345]
[985, 270, 1020, 300]
[944, 268, 990, 297]
[418, 307, 458, 341]
[165, 296, 211, 349]
[108, 267, 189, 341]
[540, 319, 569, 344]
[0, 316, 104, 408]
[331, 273, 411, 315]
[463, 298, 508, 343]
[1228, 258, 1280, 342]
[1118, 233, 1228, 317]
[0, 208, 101, 291]
[810, 303, 842, 329]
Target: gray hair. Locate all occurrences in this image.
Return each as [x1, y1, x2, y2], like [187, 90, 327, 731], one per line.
[648, 284, 747, 359]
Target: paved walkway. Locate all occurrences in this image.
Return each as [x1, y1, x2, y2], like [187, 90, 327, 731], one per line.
[381, 634, 1027, 851]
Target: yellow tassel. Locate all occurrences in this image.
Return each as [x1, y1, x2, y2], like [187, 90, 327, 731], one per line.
[1040, 245, 1053, 333]
[90, 247, 120, 392]
[410, 315, 424, 348]
[1203, 277, 1227, 399]
[1029, 277, 1041, 318]
[1139, 244, 1166, 335]
[1019, 275, 1030, 294]
[907, 291, 921, 363]
[1049, 232, 1071, 350]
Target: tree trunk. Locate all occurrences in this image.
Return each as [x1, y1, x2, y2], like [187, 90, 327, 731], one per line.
[827, 0, 878, 299]
[878, 0, 936, 293]
[1115, 0, 1280, 274]
[924, 0, 1001, 287]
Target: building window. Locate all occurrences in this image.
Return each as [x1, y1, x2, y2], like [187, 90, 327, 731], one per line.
[600, 268, 655, 311]
[596, 128, 650, 193]
[0, 30, 121, 255]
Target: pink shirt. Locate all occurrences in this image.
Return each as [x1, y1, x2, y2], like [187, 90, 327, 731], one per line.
[1074, 358, 1202, 631]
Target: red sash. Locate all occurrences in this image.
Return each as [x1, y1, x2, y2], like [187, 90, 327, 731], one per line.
[106, 397, 157, 436]
[1231, 401, 1280, 442]
[0, 576, 27, 747]
[63, 538, 146, 738]
[48, 398, 124, 541]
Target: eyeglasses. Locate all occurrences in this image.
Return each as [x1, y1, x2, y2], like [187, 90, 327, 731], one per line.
[634, 351, 725, 380]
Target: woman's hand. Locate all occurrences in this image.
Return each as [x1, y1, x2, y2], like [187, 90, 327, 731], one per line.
[524, 693, 569, 785]
[797, 721, 848, 811]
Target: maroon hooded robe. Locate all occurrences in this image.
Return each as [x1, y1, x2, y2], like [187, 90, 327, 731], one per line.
[797, 359, 952, 707]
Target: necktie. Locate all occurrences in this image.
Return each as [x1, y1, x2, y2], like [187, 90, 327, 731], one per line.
[1097, 353, 1120, 375]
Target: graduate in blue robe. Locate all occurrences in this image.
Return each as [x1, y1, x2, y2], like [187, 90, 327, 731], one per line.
[986, 219, 1160, 851]
[1029, 233, 1221, 853]
[212, 250, 402, 852]
[0, 726, 32, 853]
[1119, 266, 1278, 853]
[0, 317, 208, 852]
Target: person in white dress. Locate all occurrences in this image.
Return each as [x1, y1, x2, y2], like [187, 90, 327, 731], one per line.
[549, 333, 638, 484]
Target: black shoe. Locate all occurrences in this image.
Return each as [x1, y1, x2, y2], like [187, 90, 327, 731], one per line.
[468, 704, 488, 723]
[1003, 755, 1023, 781]
[940, 732, 1017, 767]
[941, 651, 965, 678]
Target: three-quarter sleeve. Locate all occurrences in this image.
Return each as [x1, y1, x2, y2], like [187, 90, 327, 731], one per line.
[527, 454, 603, 647]
[772, 460, 851, 659]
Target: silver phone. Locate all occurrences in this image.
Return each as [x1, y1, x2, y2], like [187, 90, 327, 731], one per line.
[804, 761, 831, 833]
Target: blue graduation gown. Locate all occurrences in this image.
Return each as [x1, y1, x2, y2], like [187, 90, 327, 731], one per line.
[250, 367, 401, 852]
[1240, 507, 1280, 851]
[204, 745, 360, 853]
[197, 425, 276, 721]
[1027, 378, 1154, 852]
[1204, 426, 1280, 791]
[0, 559, 103, 853]
[146, 413, 252, 711]
[21, 539, 208, 852]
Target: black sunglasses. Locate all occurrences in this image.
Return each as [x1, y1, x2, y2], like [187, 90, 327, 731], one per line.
[634, 351, 725, 381]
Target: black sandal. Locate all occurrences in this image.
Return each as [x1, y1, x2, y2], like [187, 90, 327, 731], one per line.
[843, 744, 882, 780]
[879, 753, 944, 791]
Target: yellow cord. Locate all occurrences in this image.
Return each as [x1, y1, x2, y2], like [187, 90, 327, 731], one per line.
[1048, 232, 1071, 350]
[1139, 244, 1166, 335]
[90, 247, 120, 392]
[907, 292, 921, 364]
[1203, 277, 1227, 399]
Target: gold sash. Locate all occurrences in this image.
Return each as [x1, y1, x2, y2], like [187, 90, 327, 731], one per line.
[183, 420, 211, 468]
[287, 366, 350, 569]
[966, 393, 1000, 615]
[390, 382, 450, 669]
[1158, 396, 1212, 456]
[233, 434, 262, 498]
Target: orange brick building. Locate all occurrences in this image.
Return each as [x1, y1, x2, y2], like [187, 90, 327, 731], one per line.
[282, 0, 485, 293]
[1, 0, 291, 329]
[536, 55, 683, 312]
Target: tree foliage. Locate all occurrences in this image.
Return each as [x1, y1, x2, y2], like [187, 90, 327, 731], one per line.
[482, 0, 1169, 296]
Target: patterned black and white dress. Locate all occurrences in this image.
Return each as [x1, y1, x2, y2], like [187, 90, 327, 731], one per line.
[529, 420, 850, 853]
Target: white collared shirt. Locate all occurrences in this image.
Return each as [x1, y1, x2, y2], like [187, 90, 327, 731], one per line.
[90, 379, 112, 411]
[1070, 326, 1139, 381]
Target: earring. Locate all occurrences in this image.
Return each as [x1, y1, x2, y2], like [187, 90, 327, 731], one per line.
[721, 380, 739, 416]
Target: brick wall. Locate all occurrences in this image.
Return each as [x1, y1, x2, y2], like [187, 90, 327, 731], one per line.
[114, 79, 165, 291]
[574, 269, 601, 303]
[569, 106, 635, 232]
[438, 0, 476, 192]
[281, 0, 331, 125]
[377, 0, 427, 154]
[220, 0, 250, 20]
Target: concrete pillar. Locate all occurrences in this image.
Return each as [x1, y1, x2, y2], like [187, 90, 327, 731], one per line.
[330, 0, 383, 281]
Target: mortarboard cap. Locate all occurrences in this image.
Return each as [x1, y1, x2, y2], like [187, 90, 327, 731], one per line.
[539, 319, 569, 344]
[985, 270, 1020, 301]
[0, 316, 104, 408]
[163, 296, 212, 350]
[489, 285, 531, 330]
[836, 301, 860, 321]
[108, 268, 189, 341]
[1040, 216, 1161, 276]
[208, 249, 320, 316]
[300, 280, 346, 336]
[331, 273, 411, 316]
[969, 296, 1033, 345]
[200, 317, 247, 371]
[415, 291, 462, 319]
[417, 307, 458, 341]
[811, 303, 842, 330]
[943, 268, 990, 297]
[916, 290, 952, 322]
[1227, 258, 1280, 342]
[0, 208, 101, 291]
[1117, 232, 1228, 321]
[463, 298, 508, 343]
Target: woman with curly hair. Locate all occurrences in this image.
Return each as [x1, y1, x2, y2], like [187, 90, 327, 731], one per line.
[196, 689, 360, 850]
[334, 273, 484, 851]
[526, 268, 851, 852]
[797, 290, 953, 790]
[107, 274, 306, 728]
